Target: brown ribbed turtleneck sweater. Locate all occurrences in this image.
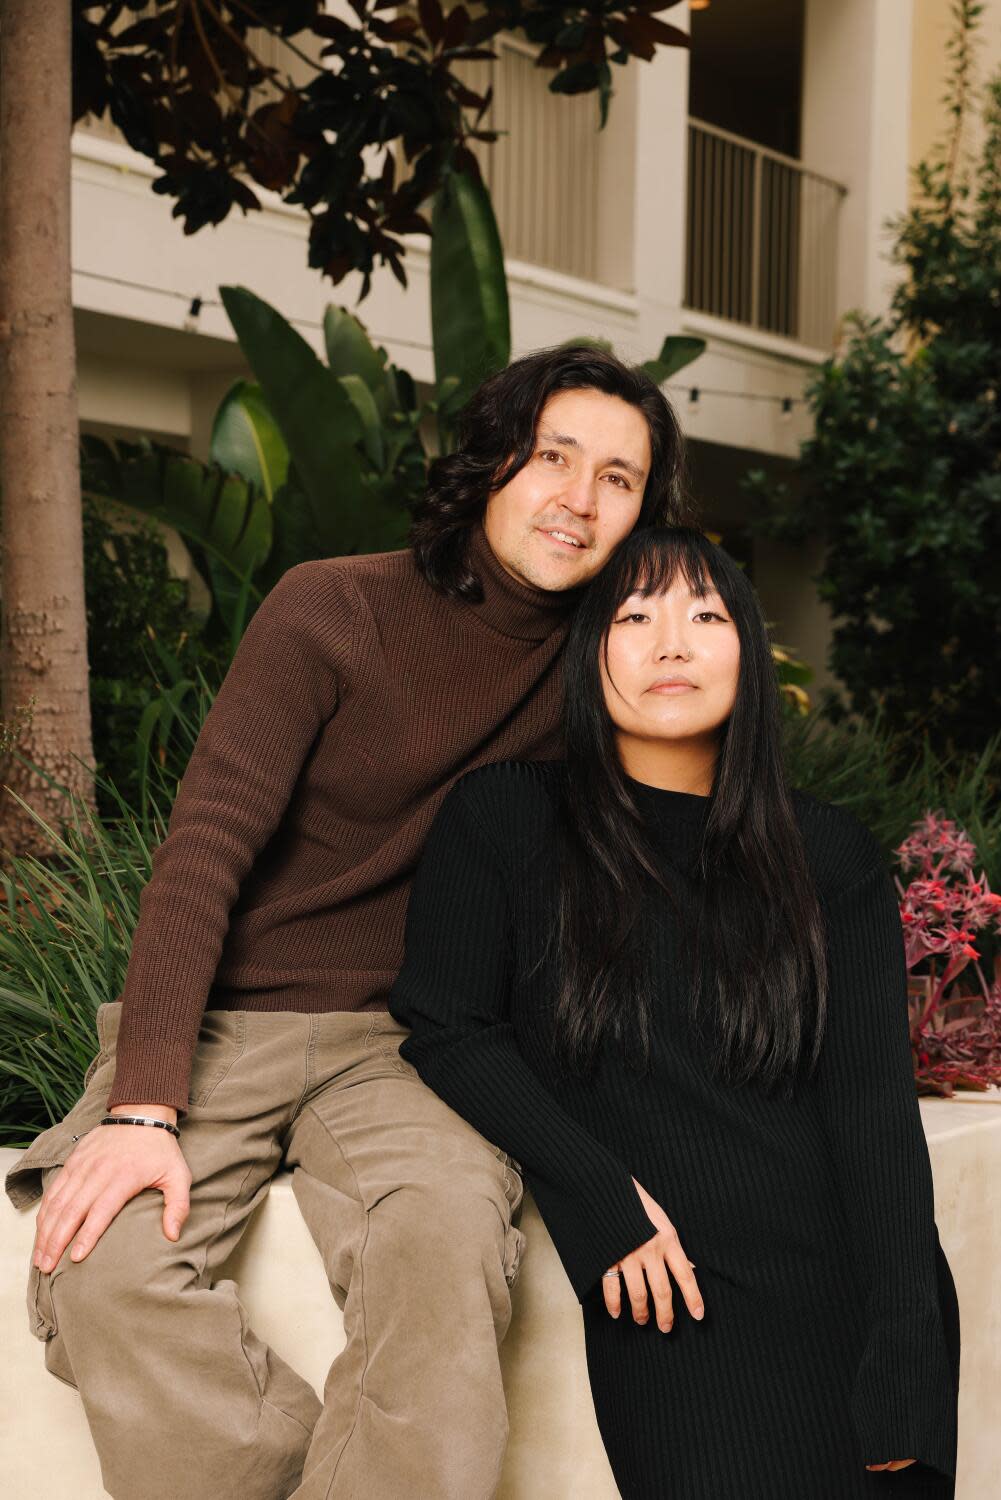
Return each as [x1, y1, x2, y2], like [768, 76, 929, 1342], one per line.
[107, 525, 576, 1113]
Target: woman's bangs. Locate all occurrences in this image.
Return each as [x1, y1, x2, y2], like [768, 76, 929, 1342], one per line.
[608, 530, 715, 621]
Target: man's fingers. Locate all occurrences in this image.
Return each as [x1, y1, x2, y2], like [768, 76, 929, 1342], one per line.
[643, 1255, 675, 1332]
[620, 1258, 650, 1324]
[664, 1240, 705, 1321]
[34, 1193, 93, 1272]
[602, 1268, 622, 1319]
[160, 1171, 191, 1241]
[68, 1192, 130, 1263]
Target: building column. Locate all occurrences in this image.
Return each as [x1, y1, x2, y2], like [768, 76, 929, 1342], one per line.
[627, 2, 692, 356]
[802, 0, 914, 323]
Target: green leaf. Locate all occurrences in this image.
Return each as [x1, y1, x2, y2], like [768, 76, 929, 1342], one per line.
[339, 373, 386, 470]
[81, 435, 271, 594]
[221, 285, 388, 556]
[640, 335, 707, 384]
[323, 305, 388, 395]
[430, 169, 511, 416]
[210, 380, 289, 502]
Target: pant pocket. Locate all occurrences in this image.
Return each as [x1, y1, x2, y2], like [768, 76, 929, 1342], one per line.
[27, 1258, 58, 1341]
[502, 1221, 527, 1288]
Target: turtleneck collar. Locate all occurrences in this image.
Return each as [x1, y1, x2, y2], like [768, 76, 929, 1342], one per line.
[625, 774, 710, 815]
[624, 773, 711, 855]
[463, 521, 582, 643]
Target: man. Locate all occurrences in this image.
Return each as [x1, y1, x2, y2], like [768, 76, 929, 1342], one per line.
[7, 342, 687, 1500]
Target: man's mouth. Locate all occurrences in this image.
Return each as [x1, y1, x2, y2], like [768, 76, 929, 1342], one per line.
[541, 527, 586, 550]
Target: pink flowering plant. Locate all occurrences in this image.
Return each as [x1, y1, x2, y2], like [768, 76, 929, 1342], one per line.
[896, 813, 1001, 1095]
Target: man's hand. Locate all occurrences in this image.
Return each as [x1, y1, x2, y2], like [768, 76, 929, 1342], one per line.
[32, 1103, 190, 1273]
[602, 1177, 704, 1332]
[865, 1461, 917, 1472]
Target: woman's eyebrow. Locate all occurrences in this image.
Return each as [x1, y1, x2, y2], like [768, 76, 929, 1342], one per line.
[537, 428, 646, 482]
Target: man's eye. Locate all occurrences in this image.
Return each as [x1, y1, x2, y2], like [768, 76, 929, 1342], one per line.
[540, 449, 563, 463]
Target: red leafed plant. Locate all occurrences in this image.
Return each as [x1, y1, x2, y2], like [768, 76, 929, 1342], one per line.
[896, 813, 1001, 1096]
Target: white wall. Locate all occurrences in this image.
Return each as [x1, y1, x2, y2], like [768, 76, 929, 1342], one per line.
[802, 0, 915, 324]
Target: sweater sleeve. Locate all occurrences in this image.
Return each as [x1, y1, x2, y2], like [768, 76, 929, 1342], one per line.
[388, 779, 657, 1300]
[816, 857, 958, 1479]
[107, 562, 350, 1114]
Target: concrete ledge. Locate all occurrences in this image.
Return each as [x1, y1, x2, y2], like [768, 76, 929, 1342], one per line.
[2, 1098, 999, 1498]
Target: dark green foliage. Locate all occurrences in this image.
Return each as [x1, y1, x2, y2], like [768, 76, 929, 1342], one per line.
[82, 498, 224, 813]
[71, 0, 690, 295]
[747, 24, 1001, 754]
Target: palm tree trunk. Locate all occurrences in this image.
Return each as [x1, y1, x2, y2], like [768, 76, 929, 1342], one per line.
[0, 0, 95, 854]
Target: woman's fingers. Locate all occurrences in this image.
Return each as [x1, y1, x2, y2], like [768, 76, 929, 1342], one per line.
[865, 1461, 916, 1472]
[664, 1238, 705, 1321]
[620, 1257, 652, 1325]
[643, 1254, 675, 1332]
[602, 1267, 622, 1318]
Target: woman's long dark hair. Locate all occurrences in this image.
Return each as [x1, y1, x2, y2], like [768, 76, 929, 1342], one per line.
[411, 344, 690, 597]
[553, 527, 828, 1095]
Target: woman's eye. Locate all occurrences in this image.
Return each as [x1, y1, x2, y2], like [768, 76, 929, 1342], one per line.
[693, 610, 727, 623]
[615, 612, 649, 624]
[540, 449, 563, 463]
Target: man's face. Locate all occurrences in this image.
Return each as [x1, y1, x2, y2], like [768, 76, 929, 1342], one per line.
[482, 388, 651, 592]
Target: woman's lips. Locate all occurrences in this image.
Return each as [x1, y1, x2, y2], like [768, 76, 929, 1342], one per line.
[646, 679, 697, 694]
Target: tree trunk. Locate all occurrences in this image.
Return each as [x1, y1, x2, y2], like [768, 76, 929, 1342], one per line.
[0, 0, 95, 855]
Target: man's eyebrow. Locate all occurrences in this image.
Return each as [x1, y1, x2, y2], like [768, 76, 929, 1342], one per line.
[537, 429, 647, 482]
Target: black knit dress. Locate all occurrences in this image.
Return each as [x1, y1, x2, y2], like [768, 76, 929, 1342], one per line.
[389, 762, 960, 1500]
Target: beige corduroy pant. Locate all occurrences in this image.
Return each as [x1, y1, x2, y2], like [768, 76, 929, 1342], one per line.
[6, 1003, 525, 1500]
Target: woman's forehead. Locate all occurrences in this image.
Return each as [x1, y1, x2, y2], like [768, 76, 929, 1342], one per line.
[622, 571, 721, 601]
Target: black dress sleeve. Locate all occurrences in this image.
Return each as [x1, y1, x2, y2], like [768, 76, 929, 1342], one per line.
[389, 777, 658, 1300]
[817, 857, 958, 1478]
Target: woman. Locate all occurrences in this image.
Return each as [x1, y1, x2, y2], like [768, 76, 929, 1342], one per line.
[388, 527, 960, 1499]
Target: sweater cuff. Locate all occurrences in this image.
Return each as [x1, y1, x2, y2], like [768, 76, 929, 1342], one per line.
[850, 1302, 958, 1479]
[106, 1044, 193, 1116]
[530, 1168, 660, 1302]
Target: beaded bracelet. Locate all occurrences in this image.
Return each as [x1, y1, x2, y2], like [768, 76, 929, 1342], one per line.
[98, 1114, 181, 1140]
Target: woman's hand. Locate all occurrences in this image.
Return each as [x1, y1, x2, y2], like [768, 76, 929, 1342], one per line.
[865, 1461, 917, 1472]
[32, 1103, 190, 1273]
[602, 1177, 704, 1332]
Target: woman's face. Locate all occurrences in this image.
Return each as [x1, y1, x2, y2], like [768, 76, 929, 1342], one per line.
[600, 572, 741, 749]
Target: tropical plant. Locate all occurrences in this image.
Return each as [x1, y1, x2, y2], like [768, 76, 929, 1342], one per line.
[0, 778, 163, 1146]
[745, 4, 1001, 754]
[782, 711, 1001, 895]
[84, 169, 705, 654]
[896, 811, 1001, 1095]
[83, 497, 224, 813]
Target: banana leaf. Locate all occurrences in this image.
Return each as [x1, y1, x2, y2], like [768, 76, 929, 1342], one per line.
[80, 434, 272, 596]
[210, 380, 289, 500]
[430, 169, 511, 422]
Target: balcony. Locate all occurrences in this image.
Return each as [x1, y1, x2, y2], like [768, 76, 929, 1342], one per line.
[685, 117, 847, 352]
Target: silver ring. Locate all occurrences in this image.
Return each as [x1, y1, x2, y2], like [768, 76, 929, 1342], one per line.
[602, 1271, 620, 1279]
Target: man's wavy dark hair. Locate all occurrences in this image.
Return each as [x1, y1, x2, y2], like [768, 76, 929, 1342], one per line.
[410, 343, 690, 598]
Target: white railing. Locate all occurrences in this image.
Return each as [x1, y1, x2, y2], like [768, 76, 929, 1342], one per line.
[685, 117, 847, 350]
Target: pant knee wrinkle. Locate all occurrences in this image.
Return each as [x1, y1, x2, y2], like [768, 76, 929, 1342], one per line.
[299, 1105, 375, 1500]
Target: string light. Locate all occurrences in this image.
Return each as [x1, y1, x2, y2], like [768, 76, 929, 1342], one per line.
[665, 382, 809, 413]
[72, 266, 818, 409]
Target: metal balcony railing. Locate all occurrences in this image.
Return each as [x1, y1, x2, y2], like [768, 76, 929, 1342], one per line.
[685, 117, 847, 350]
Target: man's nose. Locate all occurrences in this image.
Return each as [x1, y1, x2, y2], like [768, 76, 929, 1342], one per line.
[558, 475, 598, 515]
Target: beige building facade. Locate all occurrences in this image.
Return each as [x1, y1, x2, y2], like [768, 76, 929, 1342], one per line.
[70, 0, 1001, 690]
